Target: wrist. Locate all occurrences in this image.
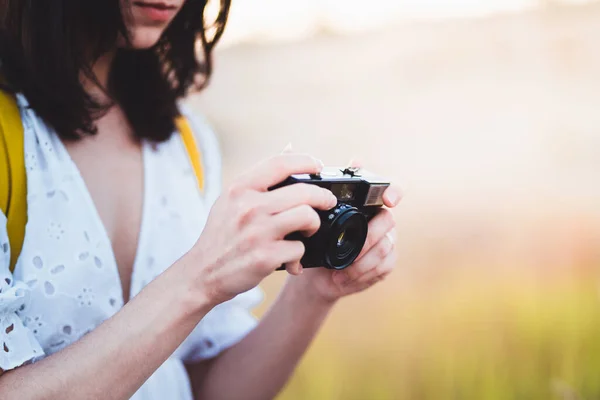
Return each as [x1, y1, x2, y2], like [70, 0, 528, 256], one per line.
[166, 250, 219, 317]
[283, 275, 339, 310]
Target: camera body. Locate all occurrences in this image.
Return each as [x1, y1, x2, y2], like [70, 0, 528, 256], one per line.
[272, 167, 390, 270]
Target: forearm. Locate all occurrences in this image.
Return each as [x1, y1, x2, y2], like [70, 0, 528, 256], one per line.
[0, 254, 212, 400]
[193, 278, 335, 400]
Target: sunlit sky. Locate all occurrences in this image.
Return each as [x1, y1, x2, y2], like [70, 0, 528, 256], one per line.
[220, 0, 594, 45]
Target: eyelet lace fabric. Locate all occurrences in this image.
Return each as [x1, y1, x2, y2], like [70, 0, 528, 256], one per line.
[0, 97, 263, 399]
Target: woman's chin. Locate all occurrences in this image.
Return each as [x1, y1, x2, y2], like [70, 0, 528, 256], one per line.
[122, 27, 164, 50]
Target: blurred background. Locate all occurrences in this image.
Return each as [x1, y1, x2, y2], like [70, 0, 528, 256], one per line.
[188, 0, 600, 398]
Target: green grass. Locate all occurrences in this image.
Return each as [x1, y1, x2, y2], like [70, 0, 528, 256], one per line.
[276, 274, 600, 400]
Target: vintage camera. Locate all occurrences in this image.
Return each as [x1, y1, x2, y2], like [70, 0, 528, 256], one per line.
[272, 167, 390, 270]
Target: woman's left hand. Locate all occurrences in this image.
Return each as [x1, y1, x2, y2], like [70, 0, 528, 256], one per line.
[286, 170, 402, 305]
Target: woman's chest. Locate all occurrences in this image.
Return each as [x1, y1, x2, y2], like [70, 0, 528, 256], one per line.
[63, 128, 145, 302]
[13, 122, 209, 357]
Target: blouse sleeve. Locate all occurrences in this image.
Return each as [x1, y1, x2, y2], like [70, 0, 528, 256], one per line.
[0, 212, 44, 371]
[176, 104, 265, 362]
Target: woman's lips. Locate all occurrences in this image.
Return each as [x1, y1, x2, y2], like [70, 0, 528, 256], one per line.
[133, 1, 177, 23]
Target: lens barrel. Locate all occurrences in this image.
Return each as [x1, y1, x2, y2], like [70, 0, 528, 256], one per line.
[324, 206, 368, 270]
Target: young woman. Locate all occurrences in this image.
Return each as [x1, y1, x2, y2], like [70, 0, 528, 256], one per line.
[0, 1, 401, 399]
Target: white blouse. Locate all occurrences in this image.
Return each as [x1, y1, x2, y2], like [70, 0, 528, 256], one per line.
[0, 95, 263, 399]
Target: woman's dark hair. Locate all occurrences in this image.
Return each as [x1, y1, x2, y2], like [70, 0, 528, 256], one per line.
[0, 0, 230, 141]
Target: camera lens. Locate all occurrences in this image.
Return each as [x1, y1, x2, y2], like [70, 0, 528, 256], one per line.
[336, 231, 348, 250]
[325, 207, 368, 270]
[336, 229, 355, 258]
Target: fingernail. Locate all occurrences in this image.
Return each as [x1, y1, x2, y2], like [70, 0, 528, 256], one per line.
[329, 194, 338, 207]
[324, 189, 337, 205]
[385, 188, 400, 206]
[281, 143, 293, 154]
[346, 159, 362, 169]
[385, 229, 396, 245]
[314, 158, 325, 170]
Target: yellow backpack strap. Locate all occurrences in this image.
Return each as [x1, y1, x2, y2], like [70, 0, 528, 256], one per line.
[175, 116, 205, 192]
[0, 90, 27, 273]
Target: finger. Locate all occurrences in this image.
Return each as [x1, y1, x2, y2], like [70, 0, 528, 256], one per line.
[356, 209, 396, 262]
[337, 250, 395, 288]
[271, 205, 321, 239]
[383, 184, 403, 208]
[269, 240, 305, 272]
[351, 281, 373, 294]
[346, 158, 363, 169]
[355, 250, 396, 285]
[285, 260, 303, 276]
[265, 183, 337, 214]
[241, 154, 324, 191]
[377, 270, 394, 281]
[339, 231, 395, 282]
[386, 228, 398, 246]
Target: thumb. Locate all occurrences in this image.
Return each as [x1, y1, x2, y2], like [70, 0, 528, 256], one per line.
[281, 142, 294, 154]
[346, 158, 363, 169]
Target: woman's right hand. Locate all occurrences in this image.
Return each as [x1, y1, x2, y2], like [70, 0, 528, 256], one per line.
[187, 154, 338, 306]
